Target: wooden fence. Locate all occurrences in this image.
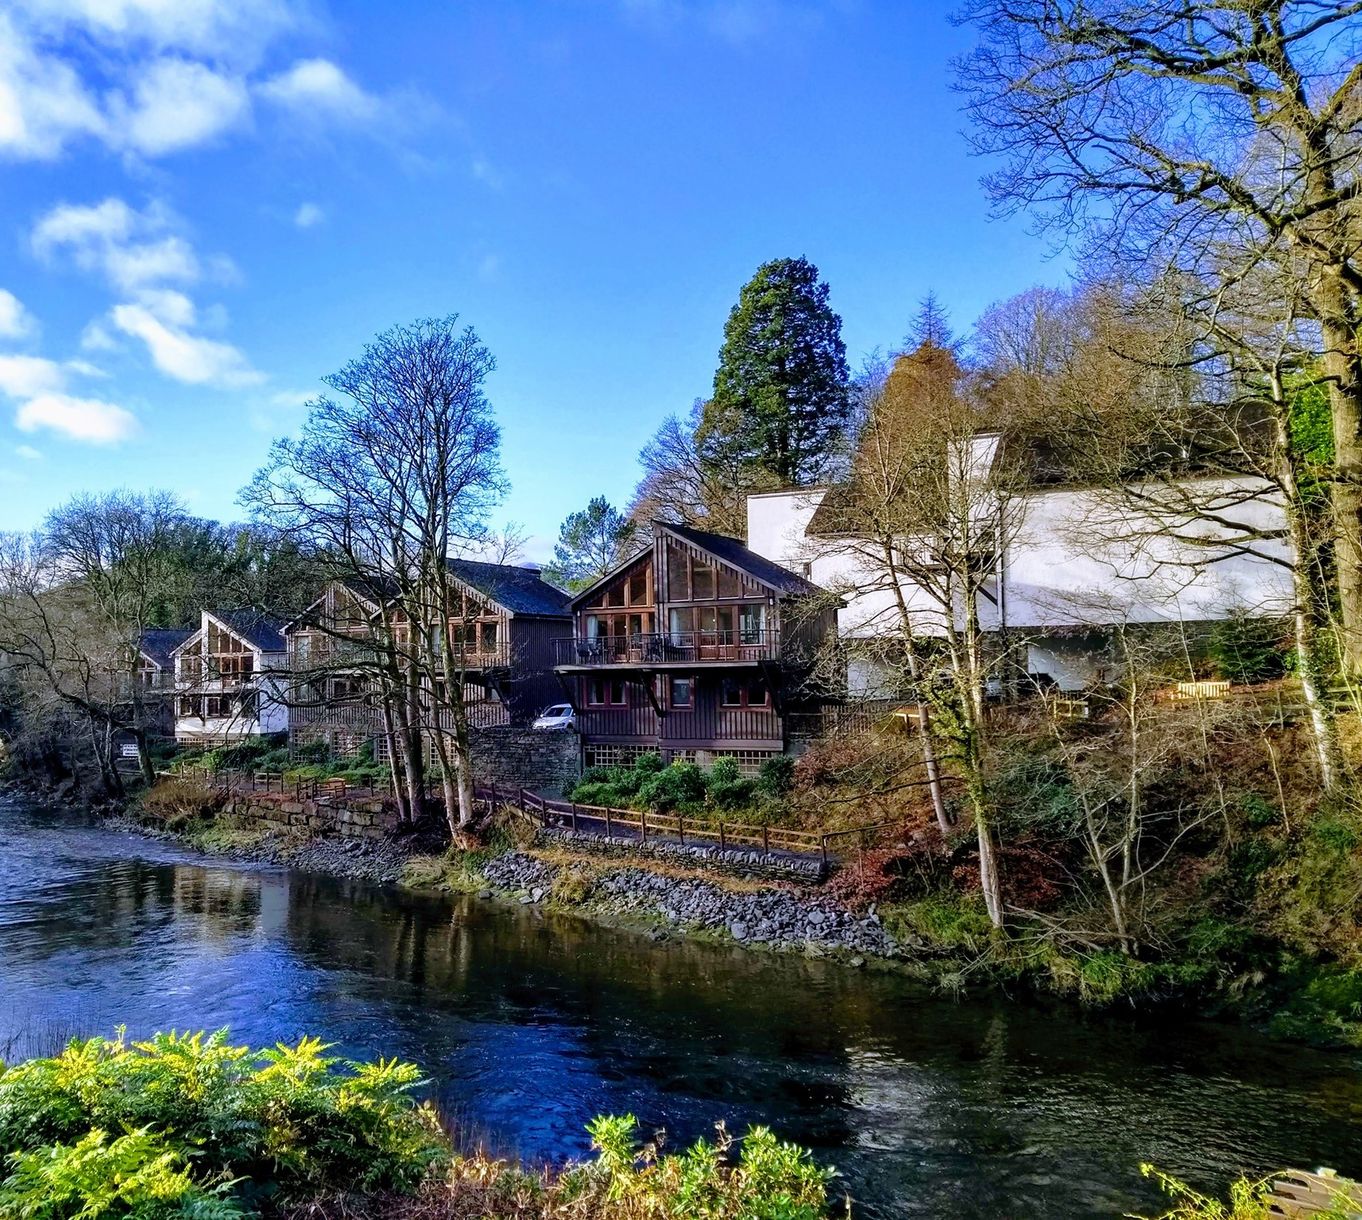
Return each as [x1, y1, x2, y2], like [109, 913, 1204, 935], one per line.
[504, 786, 899, 873]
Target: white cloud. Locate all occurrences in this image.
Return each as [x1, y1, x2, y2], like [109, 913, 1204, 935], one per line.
[0, 289, 36, 338]
[112, 57, 250, 155]
[16, 393, 137, 443]
[32, 197, 201, 290]
[110, 300, 260, 386]
[13, 0, 298, 62]
[0, 354, 67, 398]
[258, 58, 379, 122]
[80, 320, 119, 351]
[15, 444, 42, 460]
[293, 201, 324, 228]
[0, 11, 107, 159]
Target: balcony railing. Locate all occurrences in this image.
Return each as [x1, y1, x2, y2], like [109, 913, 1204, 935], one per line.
[555, 630, 780, 668]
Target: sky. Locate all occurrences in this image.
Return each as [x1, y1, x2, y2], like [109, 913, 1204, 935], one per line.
[0, 0, 1069, 559]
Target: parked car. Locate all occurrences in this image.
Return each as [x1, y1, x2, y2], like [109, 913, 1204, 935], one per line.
[533, 704, 576, 731]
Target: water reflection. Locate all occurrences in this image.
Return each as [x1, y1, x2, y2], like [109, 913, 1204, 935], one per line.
[1, 800, 1359, 1219]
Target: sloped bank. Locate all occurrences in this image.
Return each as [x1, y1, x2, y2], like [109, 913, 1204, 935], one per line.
[471, 850, 901, 960]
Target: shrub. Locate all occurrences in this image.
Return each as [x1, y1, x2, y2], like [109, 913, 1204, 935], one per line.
[575, 1113, 834, 1220]
[139, 779, 222, 828]
[637, 762, 707, 812]
[1131, 1163, 1360, 1220]
[0, 1030, 448, 1212]
[706, 757, 756, 812]
[756, 754, 795, 798]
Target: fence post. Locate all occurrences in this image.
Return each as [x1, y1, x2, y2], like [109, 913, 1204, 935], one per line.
[718, 822, 726, 852]
[605, 806, 613, 840]
[570, 802, 579, 833]
[762, 825, 770, 853]
[820, 835, 828, 871]
[641, 809, 648, 845]
[678, 815, 685, 845]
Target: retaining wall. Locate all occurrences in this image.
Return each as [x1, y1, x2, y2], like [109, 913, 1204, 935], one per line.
[223, 794, 400, 842]
[469, 727, 580, 795]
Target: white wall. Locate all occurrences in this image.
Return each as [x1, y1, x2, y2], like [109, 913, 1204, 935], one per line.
[1004, 478, 1293, 629]
[746, 489, 826, 570]
[745, 476, 1294, 666]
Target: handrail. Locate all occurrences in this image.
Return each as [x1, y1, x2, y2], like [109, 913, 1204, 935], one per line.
[554, 630, 780, 667]
[505, 786, 900, 873]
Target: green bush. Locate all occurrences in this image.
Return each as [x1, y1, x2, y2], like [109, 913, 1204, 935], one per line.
[0, 1030, 447, 1213]
[0, 1127, 243, 1220]
[755, 754, 795, 798]
[707, 758, 757, 812]
[637, 762, 708, 812]
[575, 1113, 834, 1220]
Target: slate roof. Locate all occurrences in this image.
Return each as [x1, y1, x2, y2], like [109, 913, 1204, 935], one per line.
[662, 522, 822, 596]
[139, 628, 195, 670]
[444, 559, 573, 618]
[208, 610, 288, 653]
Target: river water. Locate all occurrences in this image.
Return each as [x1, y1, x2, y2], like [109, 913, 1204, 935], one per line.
[1, 799, 1359, 1218]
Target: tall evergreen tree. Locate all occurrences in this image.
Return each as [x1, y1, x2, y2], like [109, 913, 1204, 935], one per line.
[698, 256, 850, 488]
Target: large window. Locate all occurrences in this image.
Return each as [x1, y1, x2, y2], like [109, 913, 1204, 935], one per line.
[739, 603, 766, 644]
[669, 676, 693, 708]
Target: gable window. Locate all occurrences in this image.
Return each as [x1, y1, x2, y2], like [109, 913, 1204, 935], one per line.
[669, 676, 693, 709]
[587, 677, 628, 706]
[628, 569, 648, 605]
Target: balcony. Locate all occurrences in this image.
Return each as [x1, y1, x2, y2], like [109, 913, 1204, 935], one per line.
[555, 630, 779, 669]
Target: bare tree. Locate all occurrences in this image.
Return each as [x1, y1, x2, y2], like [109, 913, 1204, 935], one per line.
[805, 339, 1027, 927]
[629, 401, 753, 540]
[957, 0, 1362, 669]
[246, 316, 507, 837]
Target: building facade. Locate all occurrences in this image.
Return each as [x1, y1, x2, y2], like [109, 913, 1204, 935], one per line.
[285, 561, 572, 756]
[746, 437, 1294, 695]
[554, 522, 836, 773]
[171, 610, 289, 743]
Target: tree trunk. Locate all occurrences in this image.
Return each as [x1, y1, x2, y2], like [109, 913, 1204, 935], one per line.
[1315, 286, 1362, 674]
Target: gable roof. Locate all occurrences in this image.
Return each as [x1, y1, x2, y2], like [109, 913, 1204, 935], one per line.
[444, 559, 573, 618]
[660, 522, 822, 597]
[203, 610, 288, 653]
[139, 628, 195, 669]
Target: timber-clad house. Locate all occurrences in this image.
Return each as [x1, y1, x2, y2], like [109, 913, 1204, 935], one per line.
[554, 522, 836, 774]
[171, 610, 289, 743]
[285, 559, 572, 756]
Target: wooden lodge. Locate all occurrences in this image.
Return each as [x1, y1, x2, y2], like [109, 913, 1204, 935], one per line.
[171, 610, 289, 743]
[554, 522, 836, 774]
[285, 561, 572, 756]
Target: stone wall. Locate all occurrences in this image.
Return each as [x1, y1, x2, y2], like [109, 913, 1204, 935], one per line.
[468, 727, 581, 795]
[223, 794, 400, 842]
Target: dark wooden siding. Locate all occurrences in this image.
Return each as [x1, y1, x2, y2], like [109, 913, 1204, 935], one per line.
[503, 614, 571, 722]
[574, 673, 661, 741]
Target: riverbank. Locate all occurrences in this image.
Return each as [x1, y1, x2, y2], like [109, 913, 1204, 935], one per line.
[10, 768, 1359, 1050]
[99, 796, 1361, 1049]
[5, 794, 1360, 1218]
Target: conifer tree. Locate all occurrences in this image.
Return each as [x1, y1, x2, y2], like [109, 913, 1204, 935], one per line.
[698, 257, 850, 488]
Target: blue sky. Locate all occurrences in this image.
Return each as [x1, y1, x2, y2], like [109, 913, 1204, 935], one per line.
[0, 0, 1067, 558]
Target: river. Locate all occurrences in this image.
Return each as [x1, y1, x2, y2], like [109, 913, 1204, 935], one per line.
[1, 798, 1359, 1218]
